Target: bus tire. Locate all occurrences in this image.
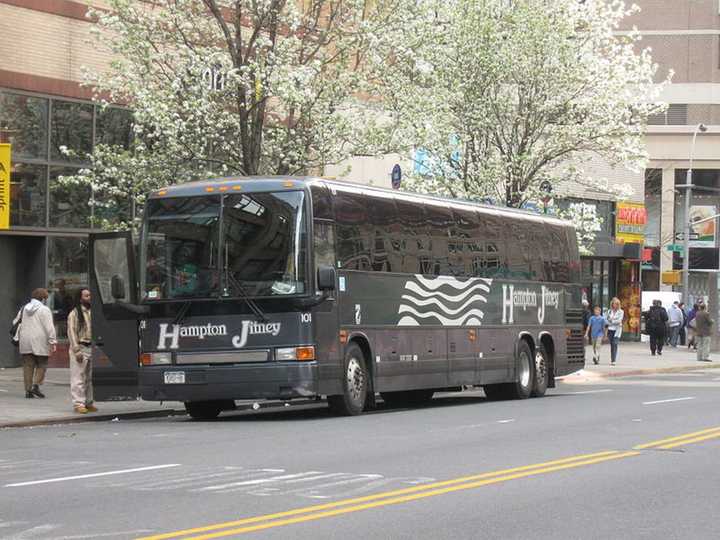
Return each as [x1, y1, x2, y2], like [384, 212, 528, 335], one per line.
[531, 347, 549, 397]
[328, 344, 368, 416]
[185, 401, 222, 420]
[381, 389, 434, 408]
[509, 340, 534, 400]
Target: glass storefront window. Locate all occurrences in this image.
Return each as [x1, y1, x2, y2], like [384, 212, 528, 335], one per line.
[51, 100, 93, 163]
[47, 237, 89, 341]
[0, 92, 48, 160]
[10, 163, 47, 227]
[49, 167, 93, 228]
[95, 106, 133, 149]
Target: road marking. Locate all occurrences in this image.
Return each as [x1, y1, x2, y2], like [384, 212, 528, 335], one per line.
[642, 397, 695, 405]
[496, 419, 515, 423]
[4, 464, 181, 487]
[198, 472, 321, 491]
[137, 451, 621, 540]
[634, 426, 720, 450]
[141, 425, 720, 540]
[568, 389, 614, 395]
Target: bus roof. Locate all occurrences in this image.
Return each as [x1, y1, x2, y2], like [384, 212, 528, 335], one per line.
[148, 176, 572, 228]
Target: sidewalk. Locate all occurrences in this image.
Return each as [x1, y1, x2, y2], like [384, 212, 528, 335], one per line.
[0, 368, 184, 428]
[563, 340, 720, 381]
[2, 342, 718, 428]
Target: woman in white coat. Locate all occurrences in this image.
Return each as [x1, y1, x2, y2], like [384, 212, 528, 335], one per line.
[606, 297, 624, 365]
[14, 288, 57, 398]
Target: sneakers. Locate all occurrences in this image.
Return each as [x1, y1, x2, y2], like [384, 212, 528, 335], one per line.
[25, 391, 34, 399]
[30, 384, 45, 398]
[74, 406, 89, 414]
[86, 404, 99, 413]
[592, 358, 599, 365]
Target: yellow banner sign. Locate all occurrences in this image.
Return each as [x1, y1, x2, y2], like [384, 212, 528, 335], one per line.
[0, 144, 10, 230]
[615, 202, 646, 243]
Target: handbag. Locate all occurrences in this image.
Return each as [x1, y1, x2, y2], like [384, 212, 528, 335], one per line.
[9, 309, 22, 347]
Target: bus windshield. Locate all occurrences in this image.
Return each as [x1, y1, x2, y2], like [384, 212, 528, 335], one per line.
[142, 191, 307, 301]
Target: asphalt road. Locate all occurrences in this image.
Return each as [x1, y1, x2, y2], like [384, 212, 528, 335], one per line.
[2, 370, 720, 540]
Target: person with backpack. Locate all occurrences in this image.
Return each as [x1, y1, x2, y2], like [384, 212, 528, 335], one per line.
[11, 288, 57, 399]
[644, 299, 668, 356]
[67, 288, 97, 414]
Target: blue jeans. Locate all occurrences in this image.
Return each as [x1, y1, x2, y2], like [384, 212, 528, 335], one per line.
[608, 330, 619, 362]
[669, 325, 680, 347]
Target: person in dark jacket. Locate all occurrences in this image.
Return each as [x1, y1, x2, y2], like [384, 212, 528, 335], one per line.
[582, 300, 591, 344]
[678, 302, 687, 346]
[694, 304, 714, 362]
[644, 299, 668, 356]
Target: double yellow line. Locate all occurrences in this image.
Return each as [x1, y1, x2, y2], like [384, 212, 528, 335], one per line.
[139, 426, 720, 540]
[633, 425, 720, 450]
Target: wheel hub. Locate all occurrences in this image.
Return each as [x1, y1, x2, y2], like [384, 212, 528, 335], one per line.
[346, 357, 365, 402]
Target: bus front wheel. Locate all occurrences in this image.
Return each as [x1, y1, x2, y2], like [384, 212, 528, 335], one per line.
[329, 344, 368, 416]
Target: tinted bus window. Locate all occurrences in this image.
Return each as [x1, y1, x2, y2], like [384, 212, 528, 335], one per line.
[314, 220, 336, 269]
[395, 198, 427, 274]
[310, 183, 333, 220]
[425, 202, 453, 276]
[368, 195, 398, 272]
[472, 210, 506, 278]
[335, 190, 371, 270]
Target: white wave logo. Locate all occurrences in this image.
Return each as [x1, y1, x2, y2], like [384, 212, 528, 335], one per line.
[397, 276, 493, 326]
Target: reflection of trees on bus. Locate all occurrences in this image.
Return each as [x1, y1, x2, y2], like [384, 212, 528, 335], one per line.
[332, 189, 577, 282]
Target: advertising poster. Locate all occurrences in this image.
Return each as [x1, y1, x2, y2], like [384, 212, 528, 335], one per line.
[689, 205, 716, 248]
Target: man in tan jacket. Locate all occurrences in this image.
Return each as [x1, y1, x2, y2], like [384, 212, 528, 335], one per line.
[15, 288, 57, 398]
[67, 288, 97, 414]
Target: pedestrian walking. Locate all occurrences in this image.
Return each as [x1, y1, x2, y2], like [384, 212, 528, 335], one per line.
[67, 288, 98, 414]
[606, 297, 624, 365]
[644, 300, 668, 356]
[12, 288, 57, 399]
[694, 304, 714, 362]
[582, 300, 591, 344]
[667, 301, 683, 347]
[687, 303, 699, 350]
[584, 306, 606, 365]
[678, 302, 687, 346]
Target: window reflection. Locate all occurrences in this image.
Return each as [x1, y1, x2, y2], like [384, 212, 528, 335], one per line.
[47, 237, 89, 341]
[10, 163, 47, 227]
[49, 167, 92, 228]
[0, 93, 48, 160]
[51, 101, 93, 163]
[95, 106, 133, 149]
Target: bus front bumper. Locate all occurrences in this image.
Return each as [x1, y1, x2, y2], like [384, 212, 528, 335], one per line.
[138, 362, 319, 402]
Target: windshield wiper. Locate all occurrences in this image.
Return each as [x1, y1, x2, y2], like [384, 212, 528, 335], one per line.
[172, 301, 192, 326]
[225, 272, 268, 322]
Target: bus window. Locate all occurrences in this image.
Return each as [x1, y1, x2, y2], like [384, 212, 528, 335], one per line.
[314, 220, 336, 268]
[425, 202, 453, 276]
[335, 190, 371, 270]
[310, 183, 333, 220]
[368, 195, 398, 272]
[395, 198, 426, 274]
[475, 210, 507, 278]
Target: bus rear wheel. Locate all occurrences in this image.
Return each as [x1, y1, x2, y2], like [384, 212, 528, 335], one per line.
[185, 400, 222, 420]
[328, 344, 368, 416]
[483, 340, 534, 401]
[531, 347, 549, 397]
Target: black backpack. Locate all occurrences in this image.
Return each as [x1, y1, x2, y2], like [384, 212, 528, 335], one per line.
[9, 309, 22, 347]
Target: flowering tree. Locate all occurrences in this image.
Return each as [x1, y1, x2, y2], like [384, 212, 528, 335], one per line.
[375, 0, 668, 209]
[65, 0, 409, 226]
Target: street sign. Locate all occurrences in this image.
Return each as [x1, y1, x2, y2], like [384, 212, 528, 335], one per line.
[391, 164, 402, 190]
[0, 144, 10, 230]
[674, 231, 699, 241]
[661, 271, 681, 285]
[666, 244, 684, 252]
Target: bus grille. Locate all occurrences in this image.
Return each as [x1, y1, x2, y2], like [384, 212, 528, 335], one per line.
[565, 308, 584, 326]
[566, 329, 585, 365]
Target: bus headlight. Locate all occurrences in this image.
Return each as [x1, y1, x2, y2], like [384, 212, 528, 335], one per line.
[275, 347, 315, 361]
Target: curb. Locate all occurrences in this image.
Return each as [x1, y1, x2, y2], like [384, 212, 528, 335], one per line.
[0, 398, 320, 429]
[561, 362, 720, 381]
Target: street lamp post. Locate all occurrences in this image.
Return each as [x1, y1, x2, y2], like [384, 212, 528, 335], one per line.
[682, 123, 708, 302]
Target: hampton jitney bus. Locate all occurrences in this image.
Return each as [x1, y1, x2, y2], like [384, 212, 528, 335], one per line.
[90, 176, 585, 419]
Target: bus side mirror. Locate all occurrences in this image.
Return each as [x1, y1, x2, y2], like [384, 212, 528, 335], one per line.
[317, 265, 336, 291]
[111, 275, 126, 300]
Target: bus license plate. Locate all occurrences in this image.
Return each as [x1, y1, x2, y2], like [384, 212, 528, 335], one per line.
[164, 371, 186, 384]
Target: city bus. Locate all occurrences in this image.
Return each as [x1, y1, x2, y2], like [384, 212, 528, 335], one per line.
[90, 176, 585, 419]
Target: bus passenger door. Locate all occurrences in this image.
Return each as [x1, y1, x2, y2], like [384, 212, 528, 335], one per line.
[90, 232, 141, 401]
